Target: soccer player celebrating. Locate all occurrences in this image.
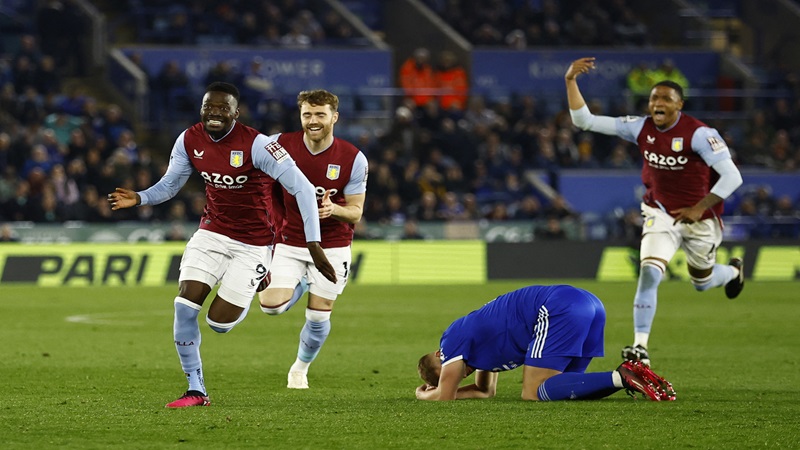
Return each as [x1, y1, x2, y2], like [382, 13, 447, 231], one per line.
[564, 57, 744, 366]
[416, 284, 676, 402]
[257, 89, 367, 389]
[107, 82, 336, 408]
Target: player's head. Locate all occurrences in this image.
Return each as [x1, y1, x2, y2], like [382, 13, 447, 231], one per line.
[297, 89, 339, 144]
[201, 82, 240, 137]
[417, 351, 442, 387]
[648, 80, 684, 129]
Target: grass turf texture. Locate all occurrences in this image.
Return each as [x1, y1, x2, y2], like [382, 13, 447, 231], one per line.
[0, 281, 798, 449]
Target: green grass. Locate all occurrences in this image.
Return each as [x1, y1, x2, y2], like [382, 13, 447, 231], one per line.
[1, 281, 798, 449]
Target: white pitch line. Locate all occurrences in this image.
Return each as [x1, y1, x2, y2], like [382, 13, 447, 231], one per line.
[65, 310, 170, 326]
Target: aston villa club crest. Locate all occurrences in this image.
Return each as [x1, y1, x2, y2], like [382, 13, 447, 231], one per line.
[671, 138, 684, 152]
[230, 150, 244, 168]
[326, 164, 341, 180]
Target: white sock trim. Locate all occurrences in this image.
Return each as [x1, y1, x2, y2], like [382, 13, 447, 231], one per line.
[175, 296, 202, 310]
[260, 301, 290, 316]
[305, 308, 332, 322]
[612, 370, 623, 388]
[206, 316, 235, 331]
[634, 332, 649, 349]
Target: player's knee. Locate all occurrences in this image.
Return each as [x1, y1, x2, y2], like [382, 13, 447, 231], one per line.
[639, 261, 665, 289]
[205, 315, 236, 333]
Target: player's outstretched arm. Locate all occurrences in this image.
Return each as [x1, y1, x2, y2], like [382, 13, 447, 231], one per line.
[107, 188, 140, 210]
[565, 57, 595, 111]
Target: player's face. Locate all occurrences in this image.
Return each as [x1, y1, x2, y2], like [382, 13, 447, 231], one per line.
[647, 86, 683, 129]
[200, 91, 239, 138]
[300, 102, 338, 143]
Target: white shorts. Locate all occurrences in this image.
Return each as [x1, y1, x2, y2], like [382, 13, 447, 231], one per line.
[269, 243, 350, 300]
[639, 203, 722, 270]
[180, 229, 271, 308]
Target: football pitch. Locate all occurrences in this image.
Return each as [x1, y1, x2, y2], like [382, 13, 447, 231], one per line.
[0, 281, 798, 449]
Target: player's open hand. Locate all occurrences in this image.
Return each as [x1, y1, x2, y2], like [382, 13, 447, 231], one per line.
[107, 187, 140, 210]
[415, 384, 438, 400]
[307, 241, 337, 283]
[318, 189, 334, 219]
[565, 57, 596, 81]
[670, 206, 704, 225]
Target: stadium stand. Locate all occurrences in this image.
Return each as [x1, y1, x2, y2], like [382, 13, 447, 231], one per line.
[0, 0, 798, 242]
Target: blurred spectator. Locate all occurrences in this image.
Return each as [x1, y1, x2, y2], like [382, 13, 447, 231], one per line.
[382, 192, 407, 226]
[280, 21, 313, 48]
[0, 132, 10, 174]
[153, 60, 192, 122]
[21, 145, 53, 179]
[752, 186, 776, 216]
[398, 48, 437, 108]
[236, 11, 261, 45]
[401, 219, 427, 240]
[34, 55, 60, 95]
[613, 7, 648, 46]
[604, 143, 637, 169]
[204, 61, 241, 87]
[13, 35, 42, 68]
[165, 221, 188, 241]
[435, 50, 468, 112]
[626, 61, 655, 111]
[353, 219, 379, 240]
[58, 84, 88, 116]
[535, 215, 568, 240]
[414, 191, 440, 221]
[437, 191, 466, 221]
[241, 57, 275, 116]
[295, 9, 325, 43]
[11, 55, 37, 95]
[472, 23, 504, 46]
[773, 195, 799, 218]
[0, 222, 19, 242]
[44, 108, 83, 146]
[37, 0, 89, 76]
[505, 29, 527, 49]
[514, 195, 543, 220]
[650, 59, 689, 96]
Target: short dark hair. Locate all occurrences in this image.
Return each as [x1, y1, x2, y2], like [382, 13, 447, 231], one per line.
[417, 352, 441, 386]
[297, 89, 339, 112]
[652, 80, 684, 100]
[206, 82, 240, 103]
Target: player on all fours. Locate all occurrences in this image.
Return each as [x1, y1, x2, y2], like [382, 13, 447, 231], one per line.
[416, 284, 676, 402]
[257, 89, 368, 389]
[107, 82, 336, 408]
[565, 57, 745, 366]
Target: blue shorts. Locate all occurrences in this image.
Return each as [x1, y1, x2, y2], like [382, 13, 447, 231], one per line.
[524, 286, 606, 372]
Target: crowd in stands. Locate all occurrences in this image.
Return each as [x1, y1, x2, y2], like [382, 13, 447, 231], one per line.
[120, 0, 362, 47]
[1, 2, 799, 243]
[423, 0, 650, 48]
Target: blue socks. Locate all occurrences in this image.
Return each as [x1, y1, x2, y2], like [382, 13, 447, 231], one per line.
[286, 278, 310, 312]
[174, 298, 205, 394]
[633, 264, 662, 334]
[297, 309, 331, 363]
[537, 372, 617, 401]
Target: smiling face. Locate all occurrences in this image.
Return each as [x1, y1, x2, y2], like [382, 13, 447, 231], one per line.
[300, 101, 338, 146]
[648, 85, 683, 129]
[200, 91, 239, 139]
